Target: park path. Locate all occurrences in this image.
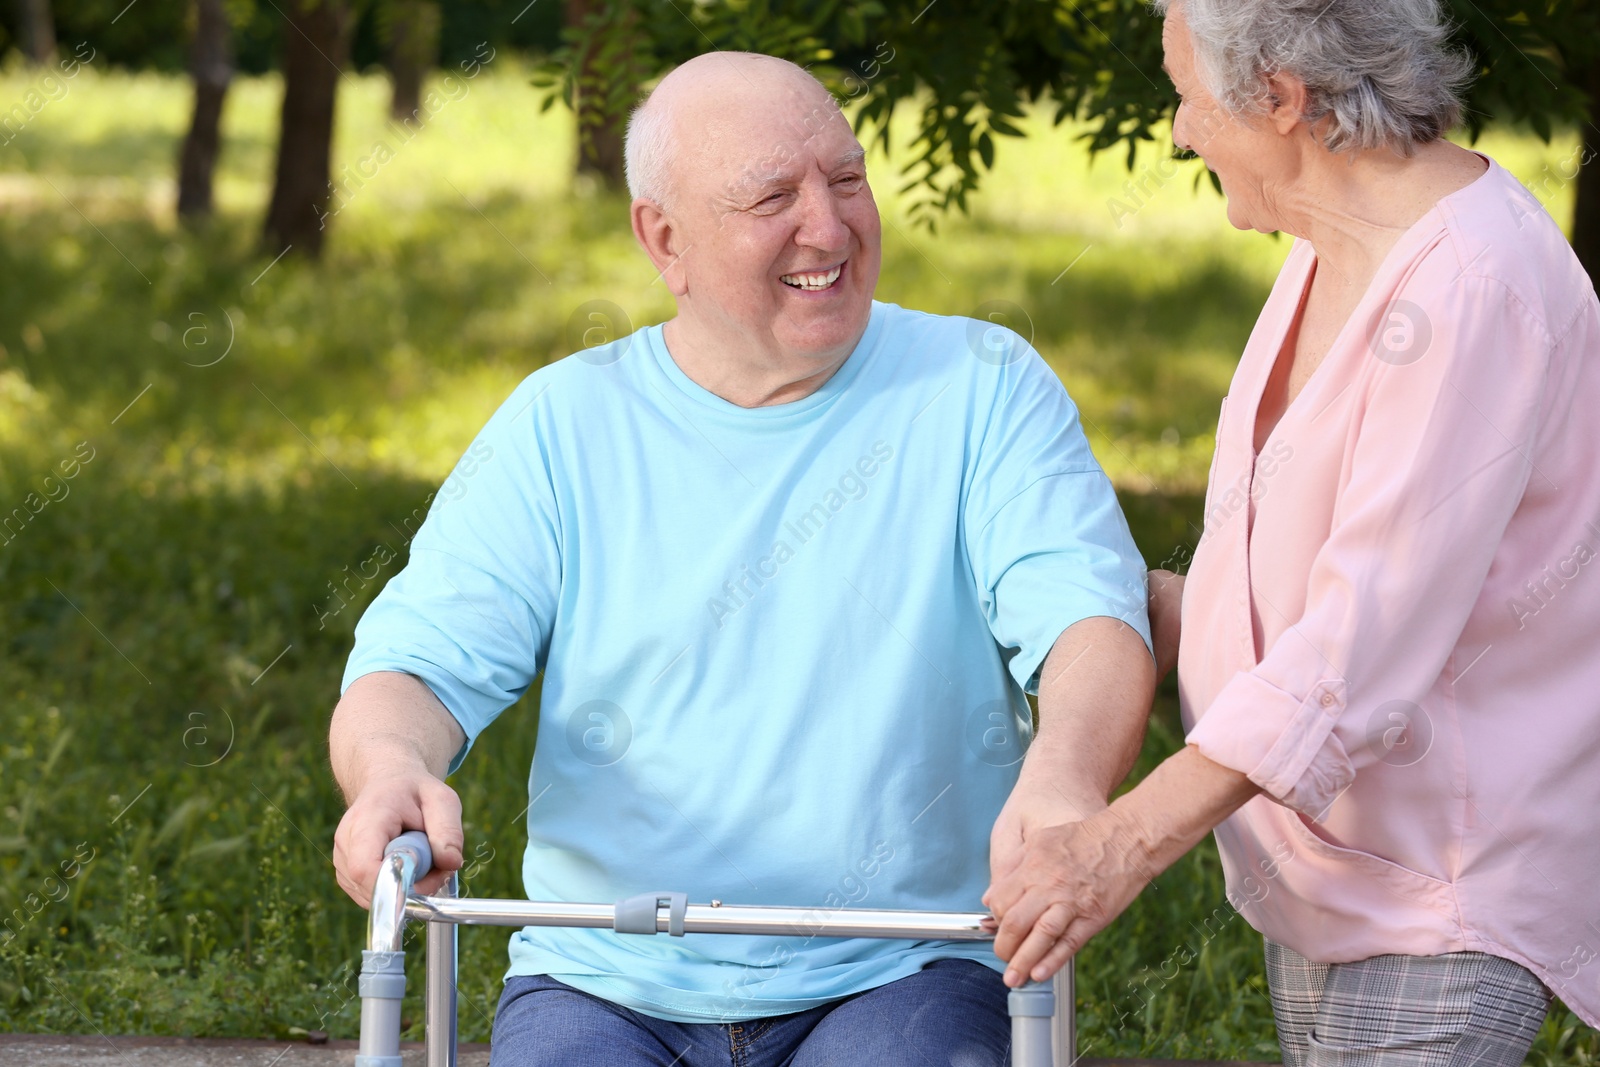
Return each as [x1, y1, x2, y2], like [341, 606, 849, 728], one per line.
[0, 1035, 490, 1066]
[0, 1035, 1276, 1067]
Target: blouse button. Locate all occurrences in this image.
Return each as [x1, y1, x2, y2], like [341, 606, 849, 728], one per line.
[1320, 692, 1336, 707]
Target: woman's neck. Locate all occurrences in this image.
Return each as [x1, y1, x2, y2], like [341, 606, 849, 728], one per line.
[1273, 140, 1487, 290]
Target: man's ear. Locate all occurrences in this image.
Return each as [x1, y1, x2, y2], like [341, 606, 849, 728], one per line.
[631, 198, 690, 297]
[1261, 70, 1310, 136]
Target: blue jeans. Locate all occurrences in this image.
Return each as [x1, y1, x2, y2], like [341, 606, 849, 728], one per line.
[488, 958, 1011, 1066]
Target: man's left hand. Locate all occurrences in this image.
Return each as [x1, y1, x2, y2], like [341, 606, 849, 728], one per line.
[982, 804, 1156, 987]
[987, 774, 1102, 889]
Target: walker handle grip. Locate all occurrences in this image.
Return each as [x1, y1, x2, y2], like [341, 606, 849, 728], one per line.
[384, 830, 434, 881]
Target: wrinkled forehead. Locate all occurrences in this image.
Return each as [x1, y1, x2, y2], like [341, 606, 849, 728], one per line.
[1159, 5, 1198, 87]
[674, 82, 865, 205]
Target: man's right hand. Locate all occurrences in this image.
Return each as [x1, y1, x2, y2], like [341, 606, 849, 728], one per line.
[332, 767, 464, 907]
[328, 671, 470, 909]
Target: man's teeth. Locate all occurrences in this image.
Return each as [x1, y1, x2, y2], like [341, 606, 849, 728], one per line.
[780, 265, 843, 291]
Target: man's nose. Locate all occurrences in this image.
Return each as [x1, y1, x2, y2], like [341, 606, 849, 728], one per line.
[794, 182, 850, 253]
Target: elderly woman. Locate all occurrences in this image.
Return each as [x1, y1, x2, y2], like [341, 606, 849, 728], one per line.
[984, 0, 1600, 1062]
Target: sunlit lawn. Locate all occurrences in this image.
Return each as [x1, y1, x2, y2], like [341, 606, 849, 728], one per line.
[0, 57, 1592, 1062]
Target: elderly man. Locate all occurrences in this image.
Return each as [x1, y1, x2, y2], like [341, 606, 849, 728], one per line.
[330, 52, 1153, 1065]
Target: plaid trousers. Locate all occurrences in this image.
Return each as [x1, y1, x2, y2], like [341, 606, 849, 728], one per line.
[1265, 940, 1550, 1067]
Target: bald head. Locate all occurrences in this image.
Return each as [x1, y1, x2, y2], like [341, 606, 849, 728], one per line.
[625, 52, 849, 210]
[624, 50, 880, 380]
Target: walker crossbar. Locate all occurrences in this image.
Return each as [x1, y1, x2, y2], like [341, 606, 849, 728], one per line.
[405, 895, 1002, 940]
[357, 832, 1076, 1067]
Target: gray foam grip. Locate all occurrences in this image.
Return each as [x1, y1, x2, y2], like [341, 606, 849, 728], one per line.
[384, 830, 433, 879]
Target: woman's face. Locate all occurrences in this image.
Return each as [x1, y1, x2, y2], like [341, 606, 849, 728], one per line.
[1161, 4, 1296, 234]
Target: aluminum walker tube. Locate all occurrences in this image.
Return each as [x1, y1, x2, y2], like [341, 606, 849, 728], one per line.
[372, 834, 1078, 1067]
[356, 831, 432, 1067]
[425, 872, 458, 1067]
[1009, 978, 1056, 1067]
[1054, 960, 1076, 1065]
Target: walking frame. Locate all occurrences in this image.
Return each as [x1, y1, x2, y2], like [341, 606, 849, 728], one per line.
[356, 831, 1077, 1067]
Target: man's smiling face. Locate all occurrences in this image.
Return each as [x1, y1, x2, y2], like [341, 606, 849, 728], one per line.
[658, 61, 882, 367]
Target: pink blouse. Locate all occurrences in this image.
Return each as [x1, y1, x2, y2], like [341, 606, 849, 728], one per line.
[1179, 155, 1600, 1026]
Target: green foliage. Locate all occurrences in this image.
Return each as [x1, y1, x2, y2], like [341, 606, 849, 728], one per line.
[532, 0, 1171, 225]
[1449, 1, 1596, 143]
[0, 0, 564, 75]
[532, 0, 1595, 232]
[0, 63, 1593, 1061]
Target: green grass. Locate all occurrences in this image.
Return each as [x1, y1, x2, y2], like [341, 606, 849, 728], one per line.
[0, 59, 1593, 1061]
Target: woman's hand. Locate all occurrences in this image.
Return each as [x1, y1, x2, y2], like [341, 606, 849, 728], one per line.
[1147, 569, 1185, 683]
[982, 803, 1157, 987]
[981, 745, 1261, 987]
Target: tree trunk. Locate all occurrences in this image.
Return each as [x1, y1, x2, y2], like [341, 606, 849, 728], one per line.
[577, 112, 626, 189]
[565, 0, 626, 190]
[15, 0, 55, 63]
[385, 0, 440, 122]
[263, 0, 352, 260]
[1572, 58, 1600, 292]
[177, 0, 233, 221]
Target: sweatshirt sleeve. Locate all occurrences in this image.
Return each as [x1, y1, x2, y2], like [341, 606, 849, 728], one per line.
[342, 376, 562, 774]
[963, 332, 1152, 694]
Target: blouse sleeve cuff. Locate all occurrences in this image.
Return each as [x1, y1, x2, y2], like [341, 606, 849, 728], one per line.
[1185, 669, 1355, 819]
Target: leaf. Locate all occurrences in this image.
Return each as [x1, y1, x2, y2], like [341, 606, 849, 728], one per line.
[183, 835, 250, 864]
[40, 725, 75, 780]
[156, 795, 211, 848]
[987, 113, 1026, 139]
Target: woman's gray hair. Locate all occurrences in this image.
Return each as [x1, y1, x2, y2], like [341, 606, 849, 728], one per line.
[1155, 0, 1475, 155]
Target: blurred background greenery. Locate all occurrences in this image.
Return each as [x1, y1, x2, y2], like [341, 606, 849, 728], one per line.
[0, 3, 1597, 1062]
